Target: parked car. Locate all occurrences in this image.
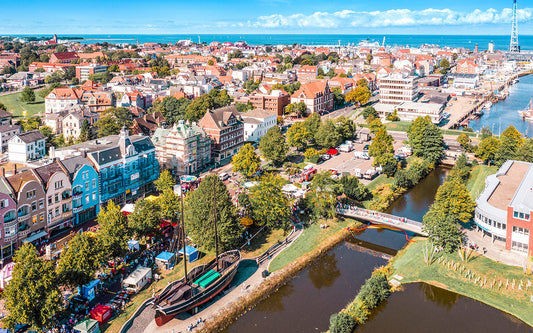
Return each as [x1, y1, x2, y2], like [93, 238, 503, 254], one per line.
[363, 144, 370, 151]
[321, 154, 331, 161]
[219, 172, 230, 181]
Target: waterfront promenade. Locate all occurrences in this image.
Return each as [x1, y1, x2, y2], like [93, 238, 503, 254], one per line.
[336, 205, 428, 236]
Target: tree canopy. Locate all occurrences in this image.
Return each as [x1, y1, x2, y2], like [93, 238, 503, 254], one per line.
[259, 126, 288, 166]
[128, 198, 161, 239]
[250, 174, 291, 230]
[151, 96, 191, 125]
[3, 244, 63, 331]
[95, 107, 132, 137]
[184, 175, 242, 251]
[20, 87, 36, 103]
[97, 201, 129, 260]
[407, 116, 444, 164]
[154, 169, 175, 192]
[232, 143, 261, 178]
[57, 233, 103, 287]
[286, 122, 311, 150]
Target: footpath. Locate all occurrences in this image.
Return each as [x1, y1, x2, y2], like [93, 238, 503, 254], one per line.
[125, 226, 303, 333]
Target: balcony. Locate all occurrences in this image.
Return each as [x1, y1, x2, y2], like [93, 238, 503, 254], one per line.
[73, 206, 83, 214]
[73, 191, 83, 198]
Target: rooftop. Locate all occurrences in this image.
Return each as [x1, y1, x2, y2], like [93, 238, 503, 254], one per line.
[487, 161, 531, 211]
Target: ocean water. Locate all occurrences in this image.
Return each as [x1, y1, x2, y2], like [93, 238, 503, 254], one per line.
[12, 34, 533, 50]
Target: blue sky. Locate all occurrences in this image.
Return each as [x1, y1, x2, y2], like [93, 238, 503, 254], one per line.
[2, 0, 533, 35]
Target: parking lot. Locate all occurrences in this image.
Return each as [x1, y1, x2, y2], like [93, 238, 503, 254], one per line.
[313, 140, 405, 185]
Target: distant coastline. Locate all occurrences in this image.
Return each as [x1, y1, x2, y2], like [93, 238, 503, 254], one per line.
[4, 34, 533, 50]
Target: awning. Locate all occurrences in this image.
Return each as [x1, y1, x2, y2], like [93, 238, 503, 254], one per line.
[23, 230, 48, 243]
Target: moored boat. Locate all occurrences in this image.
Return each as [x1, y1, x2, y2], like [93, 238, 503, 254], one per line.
[518, 98, 533, 121]
[153, 250, 241, 326]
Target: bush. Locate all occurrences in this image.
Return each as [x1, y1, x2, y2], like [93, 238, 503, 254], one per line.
[393, 169, 412, 190]
[329, 312, 356, 333]
[357, 272, 391, 309]
[346, 298, 370, 325]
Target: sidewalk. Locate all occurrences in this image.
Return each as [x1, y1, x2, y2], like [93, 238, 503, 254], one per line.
[463, 228, 529, 268]
[142, 227, 303, 333]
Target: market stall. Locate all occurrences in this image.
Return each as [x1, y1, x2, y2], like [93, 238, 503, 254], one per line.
[89, 304, 112, 324]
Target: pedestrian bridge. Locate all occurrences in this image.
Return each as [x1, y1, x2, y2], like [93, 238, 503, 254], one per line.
[336, 205, 428, 236]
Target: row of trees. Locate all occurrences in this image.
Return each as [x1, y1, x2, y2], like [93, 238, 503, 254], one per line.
[422, 154, 476, 252]
[474, 125, 532, 167]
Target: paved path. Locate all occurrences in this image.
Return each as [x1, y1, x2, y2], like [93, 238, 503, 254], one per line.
[128, 227, 303, 333]
[463, 227, 529, 268]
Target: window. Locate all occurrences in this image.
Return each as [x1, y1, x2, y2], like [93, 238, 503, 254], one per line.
[26, 190, 36, 199]
[85, 181, 89, 190]
[55, 208, 59, 216]
[54, 180, 63, 189]
[48, 196, 52, 205]
[39, 200, 44, 209]
[0, 199, 8, 209]
[511, 241, 528, 253]
[40, 214, 44, 221]
[92, 192, 96, 201]
[513, 210, 530, 221]
[32, 216, 37, 223]
[55, 194, 59, 202]
[86, 195, 90, 204]
[92, 179, 96, 188]
[512, 226, 530, 235]
[31, 201, 37, 212]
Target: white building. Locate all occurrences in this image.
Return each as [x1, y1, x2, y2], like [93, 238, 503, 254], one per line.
[76, 64, 107, 82]
[240, 108, 278, 142]
[378, 73, 419, 105]
[0, 125, 21, 154]
[449, 73, 479, 89]
[8, 130, 47, 163]
[45, 87, 81, 114]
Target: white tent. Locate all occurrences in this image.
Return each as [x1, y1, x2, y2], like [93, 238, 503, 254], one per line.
[282, 184, 299, 194]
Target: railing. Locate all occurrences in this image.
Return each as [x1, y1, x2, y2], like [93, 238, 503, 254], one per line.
[336, 204, 426, 235]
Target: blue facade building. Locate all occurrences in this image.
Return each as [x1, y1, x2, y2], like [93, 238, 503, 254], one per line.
[60, 156, 100, 226]
[55, 127, 159, 205]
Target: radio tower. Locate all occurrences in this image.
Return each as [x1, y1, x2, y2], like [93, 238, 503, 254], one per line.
[510, 0, 520, 53]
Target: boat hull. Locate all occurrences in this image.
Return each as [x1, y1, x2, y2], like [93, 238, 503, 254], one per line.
[154, 250, 241, 326]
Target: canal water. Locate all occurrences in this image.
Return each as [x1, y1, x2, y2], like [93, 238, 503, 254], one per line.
[225, 167, 532, 332]
[469, 74, 533, 137]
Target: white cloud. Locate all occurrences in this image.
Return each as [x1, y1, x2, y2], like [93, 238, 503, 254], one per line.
[251, 7, 533, 29]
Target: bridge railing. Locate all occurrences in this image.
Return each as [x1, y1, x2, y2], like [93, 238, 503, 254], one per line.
[335, 204, 423, 229]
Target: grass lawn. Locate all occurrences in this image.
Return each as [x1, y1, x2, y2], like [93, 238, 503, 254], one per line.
[241, 227, 287, 259]
[0, 91, 45, 118]
[366, 174, 393, 192]
[269, 218, 355, 272]
[466, 165, 498, 199]
[383, 121, 478, 138]
[392, 238, 533, 327]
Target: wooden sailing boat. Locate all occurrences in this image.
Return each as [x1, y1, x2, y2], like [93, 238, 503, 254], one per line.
[518, 98, 533, 121]
[153, 178, 241, 326]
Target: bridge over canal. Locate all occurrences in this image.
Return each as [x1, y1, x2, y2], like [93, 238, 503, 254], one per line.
[336, 205, 428, 236]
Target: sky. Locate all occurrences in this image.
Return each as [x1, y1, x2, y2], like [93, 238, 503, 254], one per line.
[2, 0, 533, 35]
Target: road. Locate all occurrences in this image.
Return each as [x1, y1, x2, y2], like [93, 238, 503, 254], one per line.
[357, 128, 462, 151]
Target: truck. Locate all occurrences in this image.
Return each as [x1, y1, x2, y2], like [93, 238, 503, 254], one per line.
[363, 168, 379, 180]
[300, 168, 317, 182]
[339, 144, 353, 153]
[354, 151, 370, 160]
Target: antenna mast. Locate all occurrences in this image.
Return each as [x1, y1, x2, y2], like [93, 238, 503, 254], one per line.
[213, 178, 219, 271]
[510, 0, 520, 53]
[180, 179, 188, 282]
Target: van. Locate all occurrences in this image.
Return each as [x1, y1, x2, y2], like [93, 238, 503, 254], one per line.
[354, 151, 370, 160]
[219, 173, 230, 181]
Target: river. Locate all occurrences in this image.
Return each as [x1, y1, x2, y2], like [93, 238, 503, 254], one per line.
[224, 167, 533, 332]
[469, 74, 533, 137]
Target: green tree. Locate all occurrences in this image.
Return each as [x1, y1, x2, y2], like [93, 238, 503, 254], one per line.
[250, 174, 291, 230]
[95, 107, 132, 137]
[381, 153, 399, 177]
[0, 102, 6, 111]
[516, 138, 533, 163]
[368, 127, 394, 166]
[286, 102, 307, 117]
[157, 189, 180, 222]
[345, 85, 371, 105]
[316, 119, 343, 149]
[303, 112, 321, 144]
[20, 87, 36, 103]
[306, 171, 340, 220]
[154, 169, 175, 192]
[423, 208, 463, 253]
[407, 116, 444, 164]
[39, 82, 61, 99]
[494, 125, 524, 167]
[57, 233, 103, 287]
[234, 101, 253, 113]
[439, 58, 450, 74]
[151, 96, 191, 125]
[361, 106, 378, 120]
[332, 87, 345, 108]
[244, 79, 260, 94]
[286, 122, 311, 150]
[232, 143, 261, 178]
[480, 126, 492, 140]
[3, 244, 63, 331]
[456, 133, 471, 150]
[340, 175, 369, 201]
[63, 66, 76, 80]
[79, 119, 92, 142]
[56, 44, 67, 53]
[108, 64, 120, 72]
[334, 116, 356, 141]
[476, 136, 499, 165]
[128, 199, 161, 240]
[329, 312, 355, 333]
[97, 201, 129, 260]
[184, 175, 242, 251]
[259, 126, 288, 166]
[185, 89, 232, 121]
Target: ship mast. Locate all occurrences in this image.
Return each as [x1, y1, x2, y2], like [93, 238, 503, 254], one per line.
[213, 179, 220, 271]
[180, 178, 188, 282]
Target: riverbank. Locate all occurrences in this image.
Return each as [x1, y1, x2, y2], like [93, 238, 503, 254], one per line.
[392, 238, 533, 327]
[199, 218, 363, 332]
